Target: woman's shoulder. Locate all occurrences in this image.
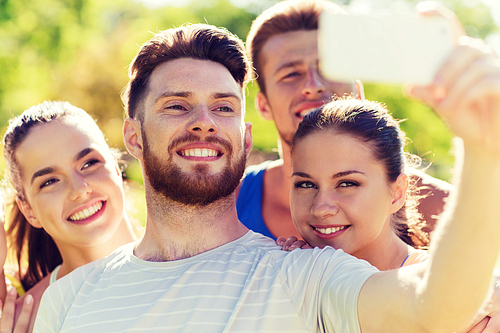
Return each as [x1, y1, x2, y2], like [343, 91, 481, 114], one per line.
[15, 274, 50, 320]
[17, 275, 50, 303]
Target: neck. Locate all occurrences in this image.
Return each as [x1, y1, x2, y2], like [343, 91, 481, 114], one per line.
[136, 188, 248, 261]
[279, 138, 293, 182]
[272, 138, 293, 207]
[352, 228, 411, 271]
[58, 215, 137, 277]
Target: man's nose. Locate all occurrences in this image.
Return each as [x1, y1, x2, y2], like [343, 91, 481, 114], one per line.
[187, 107, 218, 134]
[301, 68, 326, 98]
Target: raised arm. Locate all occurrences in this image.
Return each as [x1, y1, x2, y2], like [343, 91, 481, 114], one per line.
[358, 11, 500, 333]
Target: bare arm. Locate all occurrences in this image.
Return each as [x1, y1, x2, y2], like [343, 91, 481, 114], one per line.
[358, 5, 500, 333]
[360, 147, 500, 333]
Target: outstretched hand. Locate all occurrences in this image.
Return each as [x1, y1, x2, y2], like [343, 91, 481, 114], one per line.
[408, 2, 500, 153]
[408, 37, 500, 153]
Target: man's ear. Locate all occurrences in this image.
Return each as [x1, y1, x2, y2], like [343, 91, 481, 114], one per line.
[355, 80, 365, 100]
[256, 92, 274, 121]
[389, 173, 408, 214]
[244, 122, 253, 158]
[123, 118, 143, 161]
[15, 197, 42, 229]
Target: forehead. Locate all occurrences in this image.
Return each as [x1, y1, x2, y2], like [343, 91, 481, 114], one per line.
[15, 119, 108, 179]
[146, 58, 244, 106]
[260, 30, 318, 76]
[292, 131, 379, 171]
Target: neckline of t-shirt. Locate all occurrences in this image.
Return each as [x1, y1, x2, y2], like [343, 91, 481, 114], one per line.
[126, 230, 257, 268]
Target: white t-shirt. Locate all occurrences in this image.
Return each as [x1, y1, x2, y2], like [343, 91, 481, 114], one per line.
[34, 231, 377, 333]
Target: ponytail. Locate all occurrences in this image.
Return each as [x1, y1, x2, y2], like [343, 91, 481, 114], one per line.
[5, 194, 61, 291]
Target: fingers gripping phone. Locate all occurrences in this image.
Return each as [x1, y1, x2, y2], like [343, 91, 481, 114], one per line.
[318, 10, 455, 85]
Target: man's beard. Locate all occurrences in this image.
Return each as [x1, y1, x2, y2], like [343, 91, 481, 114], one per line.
[142, 132, 246, 207]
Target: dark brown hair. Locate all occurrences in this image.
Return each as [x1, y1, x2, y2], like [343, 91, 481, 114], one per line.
[122, 23, 251, 121]
[292, 98, 429, 248]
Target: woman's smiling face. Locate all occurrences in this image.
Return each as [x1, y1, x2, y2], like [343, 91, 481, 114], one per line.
[290, 130, 404, 258]
[15, 117, 125, 250]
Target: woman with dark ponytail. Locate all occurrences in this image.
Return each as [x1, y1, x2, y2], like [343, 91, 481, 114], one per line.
[280, 98, 429, 270]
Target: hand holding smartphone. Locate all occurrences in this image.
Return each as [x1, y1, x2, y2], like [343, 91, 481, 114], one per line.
[318, 10, 455, 85]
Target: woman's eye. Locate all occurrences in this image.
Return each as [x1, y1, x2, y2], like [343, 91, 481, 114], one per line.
[338, 181, 359, 188]
[294, 181, 316, 189]
[40, 178, 58, 189]
[82, 159, 99, 170]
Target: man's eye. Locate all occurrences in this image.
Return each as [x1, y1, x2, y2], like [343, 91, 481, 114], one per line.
[215, 106, 233, 112]
[167, 104, 186, 110]
[282, 71, 301, 81]
[294, 181, 316, 189]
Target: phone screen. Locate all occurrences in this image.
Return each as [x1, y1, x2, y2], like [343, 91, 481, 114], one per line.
[318, 11, 454, 85]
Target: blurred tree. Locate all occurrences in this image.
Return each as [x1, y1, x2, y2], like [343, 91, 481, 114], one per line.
[0, 0, 498, 184]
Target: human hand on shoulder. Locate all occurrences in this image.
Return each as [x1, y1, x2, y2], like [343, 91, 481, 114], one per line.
[276, 236, 313, 251]
[0, 287, 33, 333]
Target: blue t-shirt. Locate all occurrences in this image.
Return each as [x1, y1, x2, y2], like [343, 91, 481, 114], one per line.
[236, 161, 275, 239]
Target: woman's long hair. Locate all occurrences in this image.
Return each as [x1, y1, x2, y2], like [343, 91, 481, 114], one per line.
[3, 101, 105, 290]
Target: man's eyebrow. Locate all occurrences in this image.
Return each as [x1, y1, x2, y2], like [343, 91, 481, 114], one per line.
[154, 91, 242, 103]
[30, 147, 96, 185]
[274, 60, 304, 75]
[212, 92, 242, 100]
[154, 91, 191, 104]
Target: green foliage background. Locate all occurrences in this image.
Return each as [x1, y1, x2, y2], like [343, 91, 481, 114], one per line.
[0, 0, 498, 210]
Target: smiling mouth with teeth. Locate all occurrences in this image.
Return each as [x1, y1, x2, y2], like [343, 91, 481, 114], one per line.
[295, 108, 317, 119]
[179, 148, 221, 157]
[314, 225, 349, 235]
[68, 201, 104, 221]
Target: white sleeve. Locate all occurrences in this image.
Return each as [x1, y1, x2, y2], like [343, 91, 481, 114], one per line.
[33, 263, 92, 332]
[33, 285, 59, 332]
[279, 247, 378, 333]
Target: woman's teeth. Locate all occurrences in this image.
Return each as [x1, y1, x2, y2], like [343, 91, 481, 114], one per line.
[315, 225, 348, 235]
[69, 201, 103, 221]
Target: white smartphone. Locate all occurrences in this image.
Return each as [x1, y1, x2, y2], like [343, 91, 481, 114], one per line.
[318, 10, 455, 85]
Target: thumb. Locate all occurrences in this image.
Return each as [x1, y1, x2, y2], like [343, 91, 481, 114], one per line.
[404, 84, 436, 106]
